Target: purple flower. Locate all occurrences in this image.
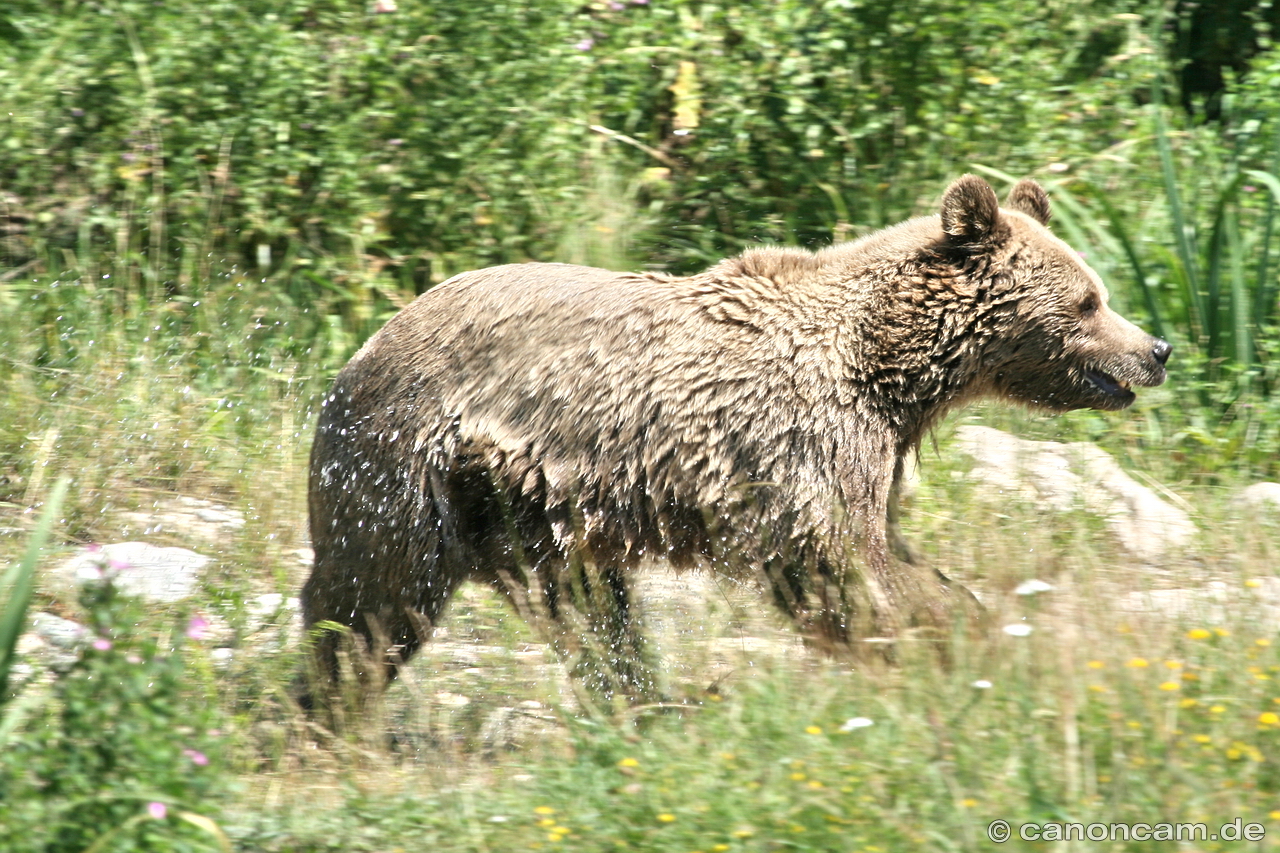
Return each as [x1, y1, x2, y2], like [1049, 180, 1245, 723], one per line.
[183, 748, 210, 766]
[148, 802, 167, 820]
[92, 637, 113, 652]
[108, 557, 131, 573]
[185, 615, 210, 641]
[575, 38, 595, 51]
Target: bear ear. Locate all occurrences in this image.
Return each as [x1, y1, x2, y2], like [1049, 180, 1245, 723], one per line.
[940, 175, 1003, 246]
[1005, 179, 1051, 225]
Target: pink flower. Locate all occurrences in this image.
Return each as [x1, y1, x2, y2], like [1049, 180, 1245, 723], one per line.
[183, 748, 209, 766]
[92, 637, 112, 652]
[185, 615, 210, 641]
[148, 802, 167, 820]
[575, 38, 595, 51]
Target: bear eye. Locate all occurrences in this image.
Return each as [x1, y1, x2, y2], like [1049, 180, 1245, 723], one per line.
[1079, 295, 1099, 317]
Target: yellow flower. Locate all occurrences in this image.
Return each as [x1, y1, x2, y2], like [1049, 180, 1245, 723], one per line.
[618, 757, 640, 768]
[1216, 628, 1231, 637]
[960, 798, 978, 808]
[1159, 681, 1180, 691]
[1257, 638, 1272, 647]
[973, 73, 1001, 86]
[657, 813, 676, 823]
[805, 725, 822, 735]
[1193, 734, 1212, 743]
[790, 772, 807, 781]
[538, 818, 557, 828]
[534, 806, 556, 816]
[1187, 629, 1212, 640]
[712, 846, 730, 852]
[1210, 705, 1226, 714]
[1126, 658, 1149, 668]
[1270, 810, 1280, 821]
[1259, 712, 1280, 726]
[1164, 660, 1183, 669]
[1087, 660, 1105, 669]
[1088, 684, 1107, 693]
[1180, 697, 1198, 708]
[733, 828, 755, 839]
[1246, 579, 1263, 588]
[807, 780, 824, 789]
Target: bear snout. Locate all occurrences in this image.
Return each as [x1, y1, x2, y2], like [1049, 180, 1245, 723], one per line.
[1152, 338, 1172, 367]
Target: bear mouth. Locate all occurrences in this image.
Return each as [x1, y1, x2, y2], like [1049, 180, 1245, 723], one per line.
[1084, 367, 1135, 404]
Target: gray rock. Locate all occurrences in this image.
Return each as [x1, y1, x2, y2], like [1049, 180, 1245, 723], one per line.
[29, 612, 86, 648]
[955, 425, 1196, 563]
[1236, 482, 1280, 512]
[58, 542, 211, 603]
[118, 496, 245, 543]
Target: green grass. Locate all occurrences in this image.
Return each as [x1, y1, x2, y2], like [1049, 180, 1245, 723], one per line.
[3, 266, 1280, 851]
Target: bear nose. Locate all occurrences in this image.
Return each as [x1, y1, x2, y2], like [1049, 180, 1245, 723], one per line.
[1152, 339, 1172, 365]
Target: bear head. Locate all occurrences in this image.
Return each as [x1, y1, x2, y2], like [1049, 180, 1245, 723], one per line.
[939, 174, 1170, 412]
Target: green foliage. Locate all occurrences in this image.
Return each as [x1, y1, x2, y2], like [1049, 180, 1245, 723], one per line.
[0, 558, 229, 853]
[0, 0, 1152, 292]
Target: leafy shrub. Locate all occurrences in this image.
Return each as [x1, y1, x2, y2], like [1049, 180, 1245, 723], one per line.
[0, 0, 1152, 293]
[0, 549, 229, 852]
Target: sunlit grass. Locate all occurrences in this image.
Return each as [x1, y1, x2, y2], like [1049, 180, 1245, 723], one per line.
[2, 268, 1280, 850]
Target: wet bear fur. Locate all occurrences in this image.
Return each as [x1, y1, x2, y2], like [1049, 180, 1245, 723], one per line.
[302, 175, 1170, 698]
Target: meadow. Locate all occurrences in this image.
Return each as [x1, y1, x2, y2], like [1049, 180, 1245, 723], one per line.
[6, 1, 1280, 850]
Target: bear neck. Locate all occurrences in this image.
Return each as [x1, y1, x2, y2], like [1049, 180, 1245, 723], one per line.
[703, 229, 1011, 454]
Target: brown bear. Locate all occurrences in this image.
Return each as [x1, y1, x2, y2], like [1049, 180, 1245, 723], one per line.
[302, 175, 1169, 699]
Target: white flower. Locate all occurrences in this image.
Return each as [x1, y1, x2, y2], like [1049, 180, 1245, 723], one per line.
[839, 717, 874, 731]
[1002, 623, 1033, 637]
[1014, 579, 1054, 596]
[971, 679, 993, 689]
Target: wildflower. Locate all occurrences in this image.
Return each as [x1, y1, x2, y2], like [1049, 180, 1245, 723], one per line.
[1258, 638, 1272, 647]
[839, 717, 874, 731]
[534, 806, 556, 816]
[1164, 660, 1182, 669]
[657, 813, 676, 823]
[617, 757, 639, 768]
[574, 38, 595, 51]
[1210, 705, 1226, 714]
[1180, 698, 1198, 708]
[790, 772, 806, 781]
[1159, 681, 1180, 691]
[1192, 734, 1212, 744]
[1125, 657, 1149, 668]
[183, 748, 209, 766]
[805, 725, 822, 735]
[1215, 628, 1231, 637]
[538, 818, 556, 828]
[186, 615, 210, 641]
[1086, 661, 1105, 669]
[92, 637, 112, 652]
[1186, 628, 1212, 640]
[1002, 623, 1033, 637]
[1259, 712, 1280, 727]
[372, 0, 397, 12]
[971, 679, 993, 689]
[147, 802, 167, 820]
